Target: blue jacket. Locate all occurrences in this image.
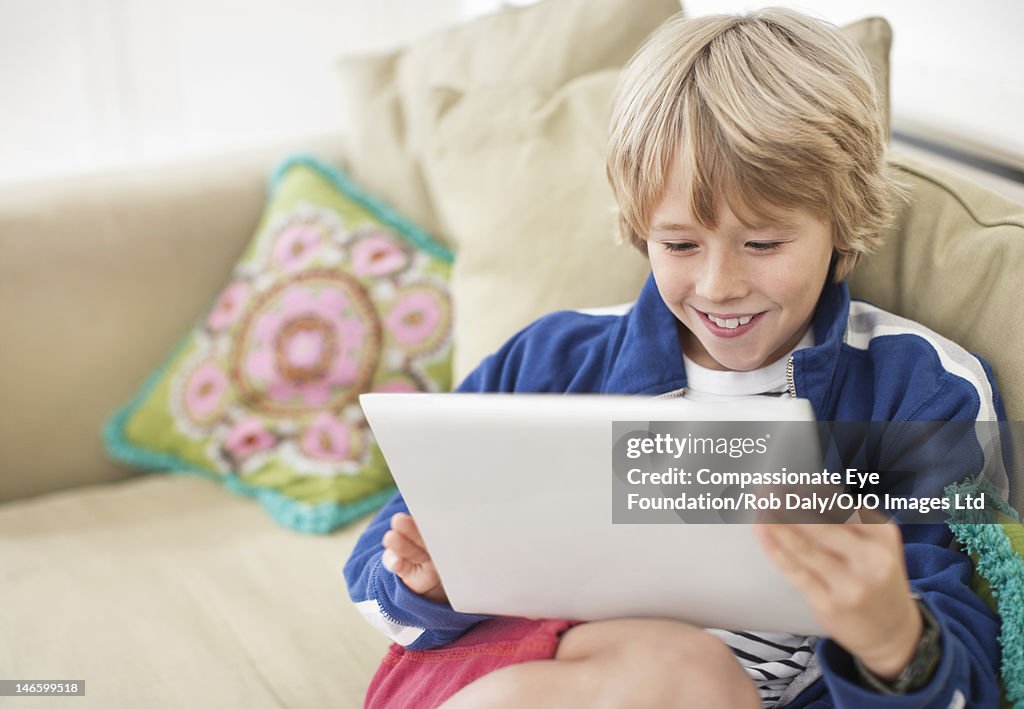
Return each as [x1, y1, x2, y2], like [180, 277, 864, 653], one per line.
[345, 275, 1007, 708]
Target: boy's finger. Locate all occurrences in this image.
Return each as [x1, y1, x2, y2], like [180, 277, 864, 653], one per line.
[383, 549, 422, 580]
[391, 513, 428, 548]
[793, 520, 901, 566]
[855, 507, 891, 525]
[783, 523, 859, 559]
[755, 525, 830, 596]
[381, 549, 404, 575]
[769, 524, 849, 590]
[383, 529, 432, 564]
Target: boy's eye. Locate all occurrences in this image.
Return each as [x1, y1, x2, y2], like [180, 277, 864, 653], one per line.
[747, 241, 783, 251]
[663, 242, 697, 254]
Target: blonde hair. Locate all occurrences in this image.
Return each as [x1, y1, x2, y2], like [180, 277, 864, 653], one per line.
[607, 8, 902, 280]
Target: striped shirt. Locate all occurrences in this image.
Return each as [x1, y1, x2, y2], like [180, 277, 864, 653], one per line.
[705, 628, 816, 705]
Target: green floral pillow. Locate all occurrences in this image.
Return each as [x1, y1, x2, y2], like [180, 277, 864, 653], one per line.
[105, 155, 453, 534]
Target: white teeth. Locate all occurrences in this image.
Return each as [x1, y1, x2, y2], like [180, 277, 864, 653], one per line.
[708, 314, 754, 329]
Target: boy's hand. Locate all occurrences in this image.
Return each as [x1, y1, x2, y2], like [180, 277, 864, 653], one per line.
[754, 514, 923, 681]
[381, 512, 449, 605]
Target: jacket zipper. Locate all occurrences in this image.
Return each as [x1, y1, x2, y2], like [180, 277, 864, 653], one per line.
[786, 355, 797, 398]
[655, 386, 687, 399]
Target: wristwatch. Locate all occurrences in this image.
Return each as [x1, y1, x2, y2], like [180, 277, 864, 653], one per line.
[855, 598, 942, 695]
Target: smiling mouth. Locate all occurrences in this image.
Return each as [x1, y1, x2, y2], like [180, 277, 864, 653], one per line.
[698, 311, 763, 330]
[705, 314, 753, 329]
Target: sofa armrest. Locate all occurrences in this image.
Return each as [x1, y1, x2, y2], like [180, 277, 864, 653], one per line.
[0, 136, 346, 503]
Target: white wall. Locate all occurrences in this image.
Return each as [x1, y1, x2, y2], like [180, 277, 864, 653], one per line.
[2, 0, 1021, 184]
[0, 0, 465, 184]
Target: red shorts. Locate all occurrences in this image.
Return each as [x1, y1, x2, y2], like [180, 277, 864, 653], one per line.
[365, 617, 582, 709]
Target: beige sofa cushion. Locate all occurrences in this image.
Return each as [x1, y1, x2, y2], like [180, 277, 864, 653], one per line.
[420, 18, 894, 381]
[424, 71, 651, 380]
[335, 0, 682, 249]
[0, 475, 387, 708]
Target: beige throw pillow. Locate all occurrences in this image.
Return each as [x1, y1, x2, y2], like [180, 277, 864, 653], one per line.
[335, 0, 683, 249]
[423, 71, 650, 380]
[841, 17, 893, 140]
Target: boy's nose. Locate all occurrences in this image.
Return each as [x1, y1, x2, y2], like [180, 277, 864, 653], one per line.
[694, 251, 748, 304]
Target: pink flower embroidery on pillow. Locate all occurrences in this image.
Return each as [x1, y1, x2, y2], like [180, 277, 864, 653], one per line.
[385, 285, 449, 355]
[376, 376, 420, 393]
[183, 360, 229, 426]
[224, 417, 276, 460]
[351, 233, 410, 276]
[272, 219, 328, 272]
[207, 281, 251, 332]
[233, 272, 381, 414]
[300, 412, 363, 462]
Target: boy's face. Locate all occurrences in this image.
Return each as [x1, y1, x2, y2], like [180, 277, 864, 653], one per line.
[647, 159, 833, 372]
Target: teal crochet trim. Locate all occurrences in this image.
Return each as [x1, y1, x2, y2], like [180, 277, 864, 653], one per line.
[236, 481, 398, 535]
[105, 391, 397, 535]
[946, 478, 1024, 707]
[269, 154, 454, 265]
[101, 152, 440, 535]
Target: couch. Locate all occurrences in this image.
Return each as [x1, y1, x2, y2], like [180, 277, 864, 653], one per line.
[2, 0, 1022, 707]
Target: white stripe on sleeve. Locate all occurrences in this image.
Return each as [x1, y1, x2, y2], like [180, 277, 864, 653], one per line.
[355, 599, 425, 647]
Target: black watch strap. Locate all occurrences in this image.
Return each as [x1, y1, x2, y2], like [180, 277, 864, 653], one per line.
[854, 598, 942, 695]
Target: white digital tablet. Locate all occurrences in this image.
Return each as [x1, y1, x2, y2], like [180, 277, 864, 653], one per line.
[359, 392, 827, 635]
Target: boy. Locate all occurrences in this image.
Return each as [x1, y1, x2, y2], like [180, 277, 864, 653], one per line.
[346, 8, 1006, 707]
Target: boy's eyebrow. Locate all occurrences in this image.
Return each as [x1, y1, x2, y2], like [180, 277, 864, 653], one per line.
[649, 222, 696, 232]
[750, 223, 799, 232]
[649, 221, 799, 233]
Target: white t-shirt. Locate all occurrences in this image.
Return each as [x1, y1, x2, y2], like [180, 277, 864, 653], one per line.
[683, 329, 814, 402]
